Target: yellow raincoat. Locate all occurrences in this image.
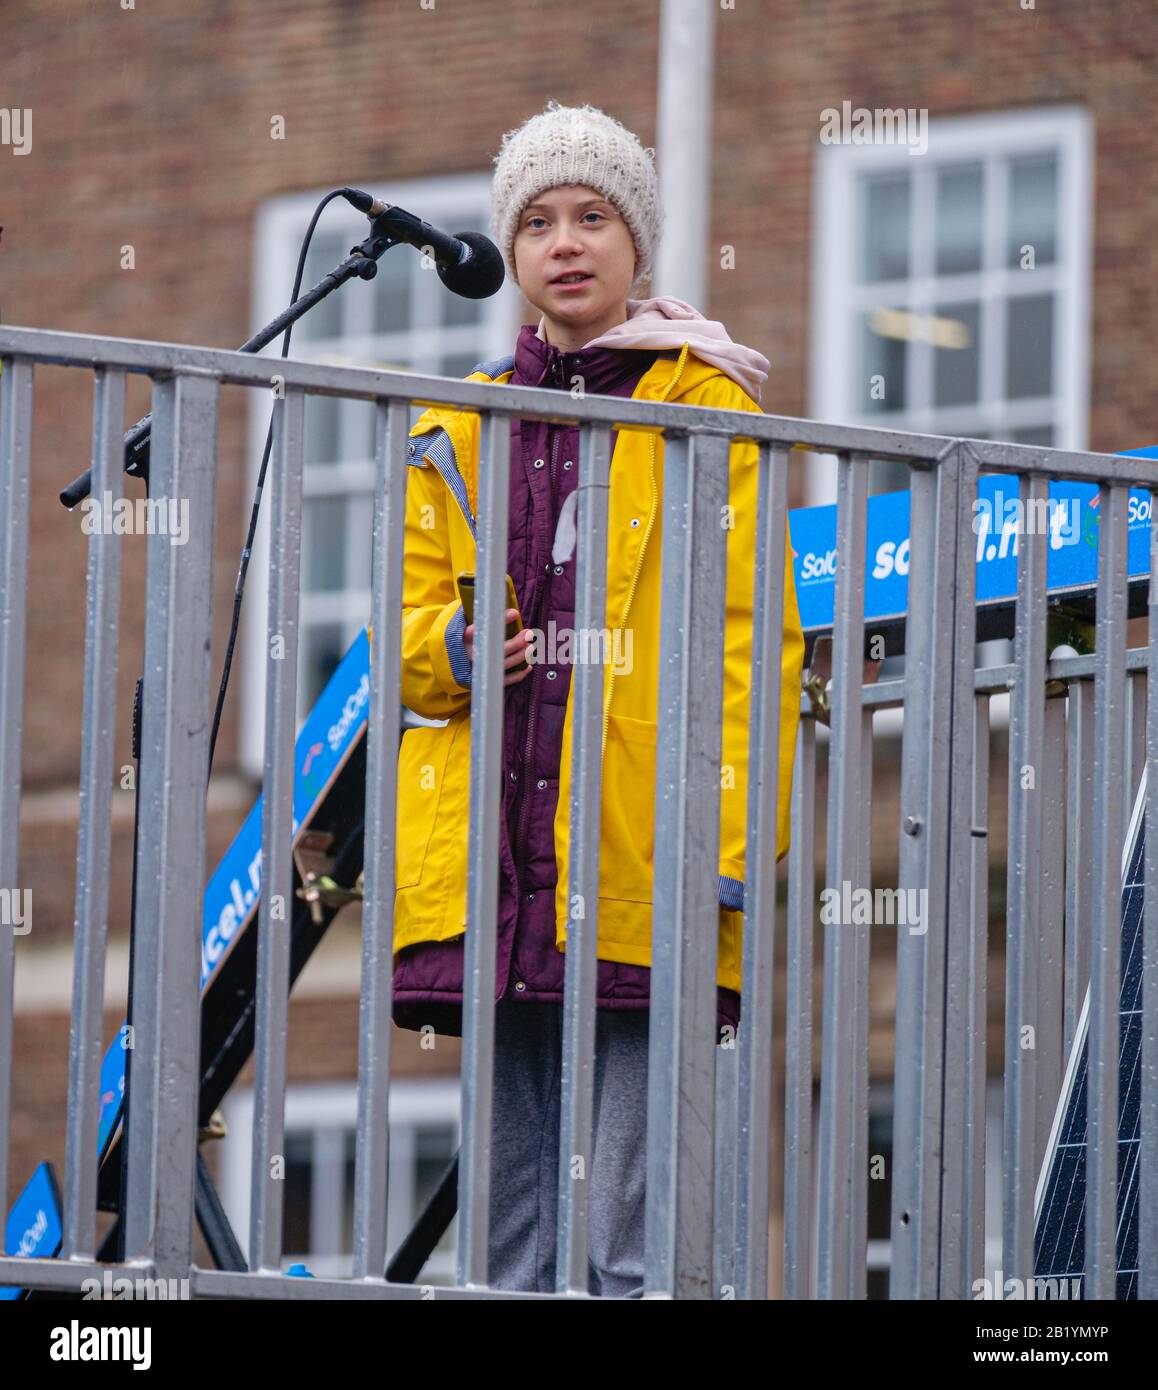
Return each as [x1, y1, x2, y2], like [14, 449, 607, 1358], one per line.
[393, 343, 804, 995]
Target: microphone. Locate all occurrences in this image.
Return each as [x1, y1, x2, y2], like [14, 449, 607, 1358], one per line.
[341, 188, 505, 299]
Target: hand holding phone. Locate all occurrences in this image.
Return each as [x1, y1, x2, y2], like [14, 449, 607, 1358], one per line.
[456, 573, 533, 687]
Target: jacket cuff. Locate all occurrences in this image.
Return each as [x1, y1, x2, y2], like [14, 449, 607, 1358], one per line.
[443, 605, 473, 689]
[719, 874, 745, 912]
[427, 600, 471, 694]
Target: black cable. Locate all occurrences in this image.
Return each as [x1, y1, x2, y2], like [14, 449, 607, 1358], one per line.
[207, 189, 347, 779]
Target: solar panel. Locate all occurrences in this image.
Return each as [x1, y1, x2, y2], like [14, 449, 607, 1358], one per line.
[1033, 773, 1147, 1298]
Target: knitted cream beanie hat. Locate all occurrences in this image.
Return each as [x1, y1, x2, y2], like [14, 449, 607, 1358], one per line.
[491, 99, 662, 296]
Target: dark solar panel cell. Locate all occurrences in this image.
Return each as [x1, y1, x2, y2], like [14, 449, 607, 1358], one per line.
[1118, 1149, 1139, 1273]
[1036, 1143, 1082, 1274]
[1060, 1062, 1086, 1146]
[1119, 1013, 1141, 1142]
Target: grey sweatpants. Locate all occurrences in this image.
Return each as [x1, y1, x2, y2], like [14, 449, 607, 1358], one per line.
[487, 1000, 649, 1297]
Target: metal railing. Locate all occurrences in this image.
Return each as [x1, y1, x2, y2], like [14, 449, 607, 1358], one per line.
[0, 323, 1155, 1299]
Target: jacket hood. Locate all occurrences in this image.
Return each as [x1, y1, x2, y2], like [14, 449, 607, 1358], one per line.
[534, 294, 771, 405]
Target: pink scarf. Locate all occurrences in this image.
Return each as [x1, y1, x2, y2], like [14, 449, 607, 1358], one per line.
[535, 294, 771, 405]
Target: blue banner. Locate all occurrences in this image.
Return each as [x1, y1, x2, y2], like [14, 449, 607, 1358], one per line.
[787, 447, 1158, 634]
[0, 1164, 61, 1299]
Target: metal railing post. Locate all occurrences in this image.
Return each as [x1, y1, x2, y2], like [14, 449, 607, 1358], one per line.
[817, 450, 868, 1298]
[645, 431, 729, 1299]
[965, 692, 991, 1292]
[62, 367, 125, 1260]
[890, 443, 962, 1299]
[1065, 678, 1095, 1058]
[352, 398, 409, 1281]
[457, 410, 511, 1289]
[939, 446, 983, 1299]
[0, 356, 33, 1231]
[123, 371, 219, 1276]
[783, 716, 816, 1299]
[848, 701, 873, 1299]
[1086, 481, 1129, 1298]
[556, 421, 612, 1295]
[1000, 472, 1049, 1292]
[248, 386, 306, 1274]
[1036, 692, 1066, 1173]
[734, 442, 788, 1301]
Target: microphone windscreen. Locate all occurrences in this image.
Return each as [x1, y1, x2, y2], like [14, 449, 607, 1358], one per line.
[438, 232, 505, 300]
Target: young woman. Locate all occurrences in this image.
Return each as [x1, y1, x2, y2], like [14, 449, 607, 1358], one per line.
[391, 100, 804, 1295]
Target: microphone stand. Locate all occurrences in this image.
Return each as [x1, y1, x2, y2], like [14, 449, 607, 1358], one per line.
[59, 214, 405, 507]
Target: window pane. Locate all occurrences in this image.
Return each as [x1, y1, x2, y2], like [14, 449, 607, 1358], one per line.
[304, 393, 341, 467]
[415, 1126, 457, 1208]
[935, 163, 983, 274]
[347, 493, 372, 594]
[340, 1134, 357, 1255]
[933, 301, 980, 408]
[336, 1124, 458, 1256]
[282, 1131, 314, 1256]
[1004, 424, 1054, 446]
[861, 307, 908, 413]
[860, 173, 911, 282]
[1005, 294, 1053, 399]
[442, 285, 484, 329]
[302, 623, 346, 712]
[344, 399, 377, 463]
[442, 351, 483, 379]
[303, 497, 346, 593]
[865, 1106, 892, 1299]
[296, 236, 347, 343]
[1006, 153, 1058, 268]
[415, 1126, 458, 1254]
[373, 248, 412, 334]
[869, 458, 910, 496]
[866, 1109, 893, 1239]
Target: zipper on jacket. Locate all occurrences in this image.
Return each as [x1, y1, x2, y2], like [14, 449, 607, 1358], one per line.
[513, 427, 561, 867]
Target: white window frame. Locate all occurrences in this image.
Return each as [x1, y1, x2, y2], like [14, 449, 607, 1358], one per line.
[239, 173, 523, 777]
[807, 104, 1094, 506]
[219, 1077, 461, 1280]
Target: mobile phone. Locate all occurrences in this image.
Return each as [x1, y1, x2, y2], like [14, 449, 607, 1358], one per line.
[456, 572, 524, 641]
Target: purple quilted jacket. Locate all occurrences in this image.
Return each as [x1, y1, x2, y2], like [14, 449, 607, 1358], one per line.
[392, 323, 742, 1041]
